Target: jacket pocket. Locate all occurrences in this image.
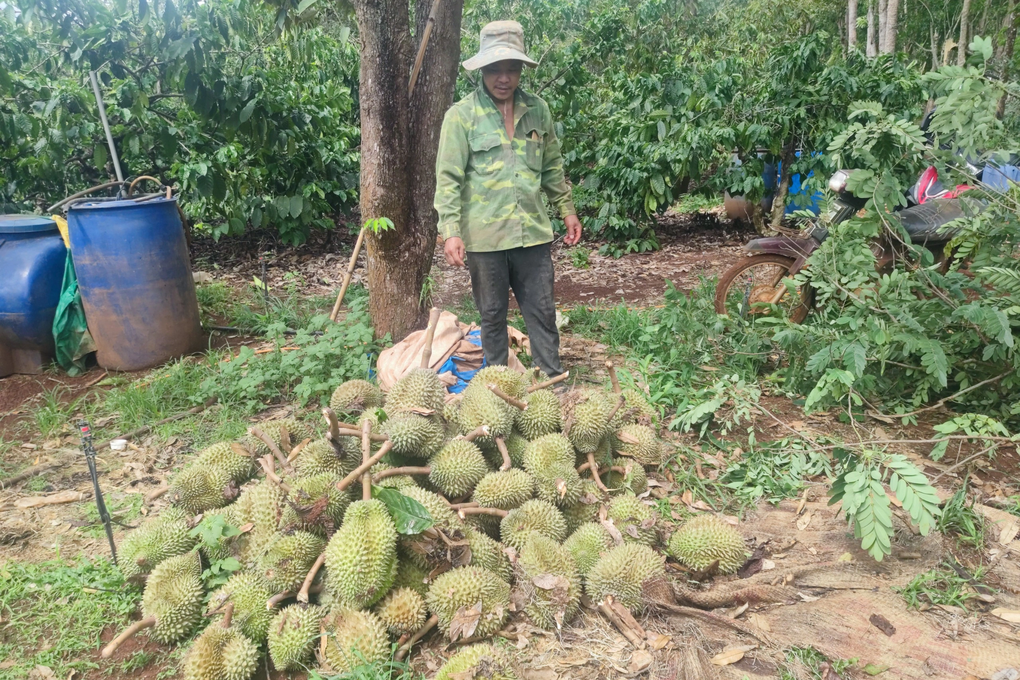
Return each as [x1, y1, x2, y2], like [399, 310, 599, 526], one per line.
[523, 127, 545, 172]
[469, 132, 503, 175]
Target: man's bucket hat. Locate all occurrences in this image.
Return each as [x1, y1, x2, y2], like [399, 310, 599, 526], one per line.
[462, 20, 538, 70]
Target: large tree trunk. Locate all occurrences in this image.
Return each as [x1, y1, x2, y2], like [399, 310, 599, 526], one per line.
[881, 0, 898, 54]
[848, 0, 859, 48]
[770, 140, 797, 230]
[958, 0, 972, 65]
[867, 2, 878, 57]
[352, 0, 464, 340]
[999, 0, 1018, 119]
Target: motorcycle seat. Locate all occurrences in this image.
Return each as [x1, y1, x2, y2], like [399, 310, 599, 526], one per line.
[898, 198, 964, 244]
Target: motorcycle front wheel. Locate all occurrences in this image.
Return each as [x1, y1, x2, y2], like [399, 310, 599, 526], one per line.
[714, 254, 814, 324]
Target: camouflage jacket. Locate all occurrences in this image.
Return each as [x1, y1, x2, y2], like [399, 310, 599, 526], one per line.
[434, 85, 576, 252]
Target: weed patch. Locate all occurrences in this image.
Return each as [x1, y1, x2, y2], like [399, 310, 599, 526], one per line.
[895, 563, 992, 611]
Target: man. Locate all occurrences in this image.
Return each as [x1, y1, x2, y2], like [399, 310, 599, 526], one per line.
[434, 20, 582, 378]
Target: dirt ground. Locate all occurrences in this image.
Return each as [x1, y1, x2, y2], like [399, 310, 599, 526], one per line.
[2, 214, 1019, 679]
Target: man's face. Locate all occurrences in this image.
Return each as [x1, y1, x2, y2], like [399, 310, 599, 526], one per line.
[482, 60, 523, 103]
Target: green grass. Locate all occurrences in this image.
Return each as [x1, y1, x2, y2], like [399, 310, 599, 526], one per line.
[672, 193, 724, 214]
[0, 557, 141, 680]
[196, 277, 337, 334]
[779, 646, 855, 680]
[937, 487, 987, 551]
[34, 386, 79, 439]
[309, 648, 423, 680]
[895, 563, 992, 610]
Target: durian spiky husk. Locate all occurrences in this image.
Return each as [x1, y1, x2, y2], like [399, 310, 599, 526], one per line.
[267, 604, 324, 672]
[471, 469, 535, 510]
[465, 526, 512, 582]
[393, 560, 431, 596]
[233, 480, 285, 556]
[585, 543, 666, 613]
[426, 566, 510, 640]
[603, 457, 649, 495]
[207, 571, 276, 643]
[195, 441, 257, 483]
[435, 644, 520, 680]
[329, 379, 384, 419]
[386, 368, 446, 413]
[375, 586, 427, 636]
[522, 433, 583, 507]
[168, 464, 235, 514]
[667, 514, 748, 575]
[382, 412, 444, 458]
[429, 439, 490, 497]
[458, 382, 515, 442]
[318, 607, 390, 674]
[324, 499, 398, 609]
[242, 418, 313, 459]
[279, 473, 350, 535]
[119, 506, 196, 579]
[561, 389, 612, 454]
[516, 533, 581, 629]
[472, 365, 528, 400]
[516, 389, 562, 440]
[181, 621, 260, 680]
[293, 438, 355, 478]
[619, 387, 658, 426]
[607, 493, 658, 546]
[257, 530, 326, 593]
[562, 480, 607, 534]
[563, 522, 614, 577]
[500, 499, 568, 551]
[613, 423, 662, 466]
[143, 552, 205, 643]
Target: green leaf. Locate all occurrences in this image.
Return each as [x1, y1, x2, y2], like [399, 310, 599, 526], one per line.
[290, 195, 304, 218]
[239, 98, 256, 124]
[863, 664, 890, 676]
[196, 173, 214, 198]
[296, 0, 318, 14]
[94, 144, 108, 171]
[372, 487, 434, 535]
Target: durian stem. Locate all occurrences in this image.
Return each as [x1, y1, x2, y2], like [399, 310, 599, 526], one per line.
[144, 486, 168, 503]
[360, 419, 372, 501]
[527, 371, 570, 393]
[494, 437, 512, 471]
[448, 501, 480, 510]
[287, 438, 312, 463]
[220, 602, 235, 629]
[266, 584, 322, 610]
[335, 441, 393, 493]
[606, 361, 621, 394]
[322, 407, 341, 441]
[297, 552, 326, 604]
[395, 614, 438, 661]
[586, 452, 610, 493]
[420, 307, 442, 369]
[373, 466, 430, 481]
[279, 423, 293, 455]
[101, 616, 156, 658]
[258, 457, 292, 493]
[487, 384, 527, 410]
[457, 507, 508, 519]
[458, 425, 489, 442]
[337, 426, 388, 442]
[251, 426, 294, 474]
[606, 395, 627, 424]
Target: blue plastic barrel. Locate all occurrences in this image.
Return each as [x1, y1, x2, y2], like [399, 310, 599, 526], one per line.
[0, 215, 67, 376]
[67, 197, 203, 371]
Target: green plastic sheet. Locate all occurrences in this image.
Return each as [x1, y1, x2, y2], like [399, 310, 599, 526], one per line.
[51, 251, 96, 375]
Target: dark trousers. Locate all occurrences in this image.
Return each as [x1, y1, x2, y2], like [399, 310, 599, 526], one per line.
[466, 242, 563, 377]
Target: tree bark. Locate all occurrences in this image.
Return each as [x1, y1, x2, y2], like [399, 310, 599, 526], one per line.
[999, 0, 1018, 119]
[352, 0, 464, 341]
[848, 0, 859, 48]
[930, 22, 940, 69]
[877, 0, 886, 52]
[958, 0, 972, 65]
[867, 2, 878, 57]
[770, 140, 797, 230]
[882, 0, 899, 54]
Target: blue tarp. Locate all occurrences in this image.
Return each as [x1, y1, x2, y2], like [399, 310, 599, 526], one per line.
[438, 328, 488, 393]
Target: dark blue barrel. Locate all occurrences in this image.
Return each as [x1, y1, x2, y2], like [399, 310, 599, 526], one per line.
[67, 197, 203, 371]
[0, 215, 67, 376]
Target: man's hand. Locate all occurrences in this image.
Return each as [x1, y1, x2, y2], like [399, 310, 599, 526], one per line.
[444, 236, 466, 267]
[563, 214, 582, 246]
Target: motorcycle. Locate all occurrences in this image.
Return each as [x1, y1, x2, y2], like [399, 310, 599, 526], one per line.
[713, 165, 974, 323]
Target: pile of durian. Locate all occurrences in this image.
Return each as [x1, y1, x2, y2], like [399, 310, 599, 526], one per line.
[103, 363, 748, 679]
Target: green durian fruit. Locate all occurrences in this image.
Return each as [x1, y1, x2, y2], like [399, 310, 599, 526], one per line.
[563, 523, 614, 577]
[435, 644, 520, 680]
[232, 480, 285, 557]
[278, 473, 350, 535]
[293, 438, 355, 478]
[382, 412, 444, 458]
[465, 527, 512, 582]
[197, 505, 244, 565]
[562, 389, 612, 454]
[562, 480, 607, 534]
[371, 462, 419, 490]
[324, 499, 397, 609]
[142, 551, 205, 643]
[195, 441, 257, 483]
[119, 506, 196, 579]
[443, 399, 462, 434]
[429, 439, 490, 497]
[243, 418, 314, 458]
[181, 620, 260, 680]
[619, 388, 658, 425]
[613, 424, 662, 466]
[375, 587, 427, 636]
[330, 379, 384, 420]
[386, 368, 446, 413]
[515, 389, 562, 440]
[318, 608, 390, 674]
[471, 469, 534, 510]
[667, 514, 748, 575]
[500, 499, 568, 550]
[426, 566, 510, 640]
[168, 465, 235, 514]
[471, 366, 528, 400]
[458, 382, 515, 442]
[207, 572, 275, 643]
[505, 430, 530, 468]
[585, 543, 666, 613]
[397, 486, 465, 569]
[607, 493, 658, 546]
[516, 533, 582, 629]
[257, 530, 327, 593]
[587, 435, 614, 468]
[393, 560, 431, 596]
[267, 604, 324, 672]
[522, 433, 583, 507]
[603, 457, 648, 495]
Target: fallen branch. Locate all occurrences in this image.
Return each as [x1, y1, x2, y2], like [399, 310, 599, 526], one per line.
[932, 444, 998, 482]
[287, 438, 311, 464]
[605, 395, 627, 424]
[527, 371, 569, 393]
[495, 436, 513, 471]
[448, 501, 480, 510]
[649, 601, 771, 644]
[337, 426, 388, 442]
[297, 552, 326, 603]
[395, 614, 438, 661]
[598, 595, 644, 647]
[0, 463, 58, 489]
[251, 426, 293, 474]
[144, 486, 169, 503]
[871, 372, 1009, 420]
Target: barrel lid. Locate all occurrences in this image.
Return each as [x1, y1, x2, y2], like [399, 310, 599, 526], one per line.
[0, 214, 58, 234]
[68, 196, 178, 211]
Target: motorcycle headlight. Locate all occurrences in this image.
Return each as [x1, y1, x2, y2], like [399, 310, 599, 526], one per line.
[828, 170, 850, 194]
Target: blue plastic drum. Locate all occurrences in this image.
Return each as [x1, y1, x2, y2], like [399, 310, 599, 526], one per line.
[67, 197, 203, 371]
